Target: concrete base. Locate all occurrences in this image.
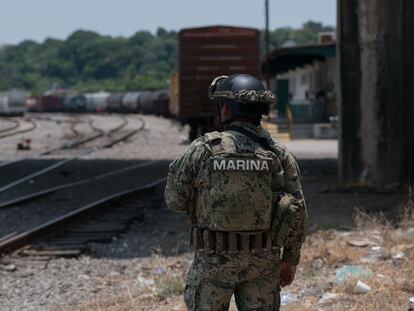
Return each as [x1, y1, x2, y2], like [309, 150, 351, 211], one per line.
[290, 124, 313, 139]
[313, 123, 338, 139]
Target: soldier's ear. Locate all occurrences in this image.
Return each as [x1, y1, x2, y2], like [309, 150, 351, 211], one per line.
[221, 103, 232, 119]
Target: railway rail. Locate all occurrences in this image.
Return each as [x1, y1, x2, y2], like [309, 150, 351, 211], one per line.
[0, 160, 157, 209]
[28, 114, 84, 140]
[0, 114, 155, 257]
[0, 115, 142, 172]
[0, 176, 166, 256]
[0, 118, 37, 140]
[0, 119, 20, 134]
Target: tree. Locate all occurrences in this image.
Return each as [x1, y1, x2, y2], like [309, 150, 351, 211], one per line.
[0, 21, 332, 93]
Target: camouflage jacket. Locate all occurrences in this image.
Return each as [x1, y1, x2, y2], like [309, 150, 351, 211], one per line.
[164, 121, 307, 265]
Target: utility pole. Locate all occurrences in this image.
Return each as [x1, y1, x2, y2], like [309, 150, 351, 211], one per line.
[265, 0, 270, 89]
[265, 0, 270, 60]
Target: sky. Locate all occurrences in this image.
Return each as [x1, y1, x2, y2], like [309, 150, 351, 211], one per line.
[0, 0, 336, 45]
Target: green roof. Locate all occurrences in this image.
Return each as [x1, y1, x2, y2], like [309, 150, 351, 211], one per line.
[263, 43, 336, 75]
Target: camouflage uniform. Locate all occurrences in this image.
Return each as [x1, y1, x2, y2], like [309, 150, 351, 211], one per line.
[165, 121, 307, 311]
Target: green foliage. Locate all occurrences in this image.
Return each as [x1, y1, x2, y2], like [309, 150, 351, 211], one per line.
[264, 20, 335, 51]
[0, 28, 177, 93]
[0, 21, 333, 93]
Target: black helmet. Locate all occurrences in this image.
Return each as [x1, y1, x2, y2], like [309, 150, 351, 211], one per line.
[208, 74, 275, 116]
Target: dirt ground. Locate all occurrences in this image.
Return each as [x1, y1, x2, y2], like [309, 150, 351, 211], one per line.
[58, 195, 414, 311]
[1, 115, 412, 311]
[58, 156, 412, 311]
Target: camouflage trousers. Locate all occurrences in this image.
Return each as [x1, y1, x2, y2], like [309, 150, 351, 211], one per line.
[184, 251, 281, 311]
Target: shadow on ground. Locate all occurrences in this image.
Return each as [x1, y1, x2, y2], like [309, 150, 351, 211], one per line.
[0, 157, 407, 260]
[87, 158, 408, 260]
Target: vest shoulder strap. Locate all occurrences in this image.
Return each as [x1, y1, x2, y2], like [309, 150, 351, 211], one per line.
[227, 125, 273, 152]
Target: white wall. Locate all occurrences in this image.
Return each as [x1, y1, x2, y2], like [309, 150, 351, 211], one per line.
[277, 58, 336, 102]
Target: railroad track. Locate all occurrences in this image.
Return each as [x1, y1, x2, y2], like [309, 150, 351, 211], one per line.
[0, 115, 141, 171]
[0, 114, 155, 258]
[0, 119, 20, 134]
[0, 175, 166, 256]
[0, 160, 158, 209]
[39, 115, 134, 153]
[28, 113, 84, 140]
[0, 118, 37, 140]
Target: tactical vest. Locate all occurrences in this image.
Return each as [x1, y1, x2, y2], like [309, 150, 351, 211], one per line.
[195, 130, 276, 232]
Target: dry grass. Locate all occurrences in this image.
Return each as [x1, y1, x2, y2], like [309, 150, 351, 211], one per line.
[60, 208, 414, 311]
[58, 254, 189, 311]
[286, 207, 414, 311]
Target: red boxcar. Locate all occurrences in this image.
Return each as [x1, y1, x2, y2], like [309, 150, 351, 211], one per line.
[170, 25, 260, 139]
[37, 95, 64, 112]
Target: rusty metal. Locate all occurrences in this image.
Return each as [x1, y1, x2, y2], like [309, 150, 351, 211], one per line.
[172, 26, 260, 120]
[0, 159, 157, 209]
[0, 177, 166, 255]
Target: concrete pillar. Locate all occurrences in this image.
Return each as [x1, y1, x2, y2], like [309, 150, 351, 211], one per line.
[338, 0, 414, 188]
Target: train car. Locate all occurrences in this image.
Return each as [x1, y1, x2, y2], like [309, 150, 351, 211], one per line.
[37, 95, 64, 112]
[138, 91, 155, 114]
[106, 92, 125, 112]
[122, 92, 142, 112]
[85, 92, 109, 112]
[63, 94, 87, 112]
[170, 25, 260, 139]
[25, 97, 39, 112]
[0, 89, 28, 116]
[152, 90, 170, 116]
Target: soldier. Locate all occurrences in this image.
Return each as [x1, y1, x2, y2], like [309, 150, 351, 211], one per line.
[165, 74, 307, 311]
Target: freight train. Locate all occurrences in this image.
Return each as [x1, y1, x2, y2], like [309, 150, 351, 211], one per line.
[27, 90, 170, 116]
[4, 25, 261, 140]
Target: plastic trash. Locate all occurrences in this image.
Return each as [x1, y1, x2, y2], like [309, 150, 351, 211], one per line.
[347, 239, 373, 247]
[409, 296, 414, 311]
[392, 251, 405, 266]
[335, 265, 372, 285]
[312, 257, 325, 270]
[354, 280, 371, 294]
[280, 291, 298, 306]
[361, 246, 389, 263]
[319, 293, 339, 304]
[154, 266, 166, 275]
[137, 276, 154, 287]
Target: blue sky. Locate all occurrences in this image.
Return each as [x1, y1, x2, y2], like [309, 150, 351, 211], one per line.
[0, 0, 336, 45]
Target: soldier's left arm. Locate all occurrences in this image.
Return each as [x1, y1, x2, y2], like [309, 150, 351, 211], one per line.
[164, 139, 208, 213]
[280, 151, 308, 265]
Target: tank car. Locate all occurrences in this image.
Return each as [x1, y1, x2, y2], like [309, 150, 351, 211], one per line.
[106, 92, 125, 112]
[63, 94, 87, 112]
[138, 91, 155, 114]
[85, 92, 109, 112]
[152, 90, 170, 116]
[122, 92, 142, 113]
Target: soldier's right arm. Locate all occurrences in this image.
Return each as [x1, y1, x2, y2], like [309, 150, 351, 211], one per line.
[164, 138, 209, 213]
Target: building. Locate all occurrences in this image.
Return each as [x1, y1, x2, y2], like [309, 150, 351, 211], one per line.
[263, 41, 336, 138]
[263, 42, 336, 120]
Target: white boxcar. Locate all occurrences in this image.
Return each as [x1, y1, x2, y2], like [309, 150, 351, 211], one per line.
[0, 89, 28, 116]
